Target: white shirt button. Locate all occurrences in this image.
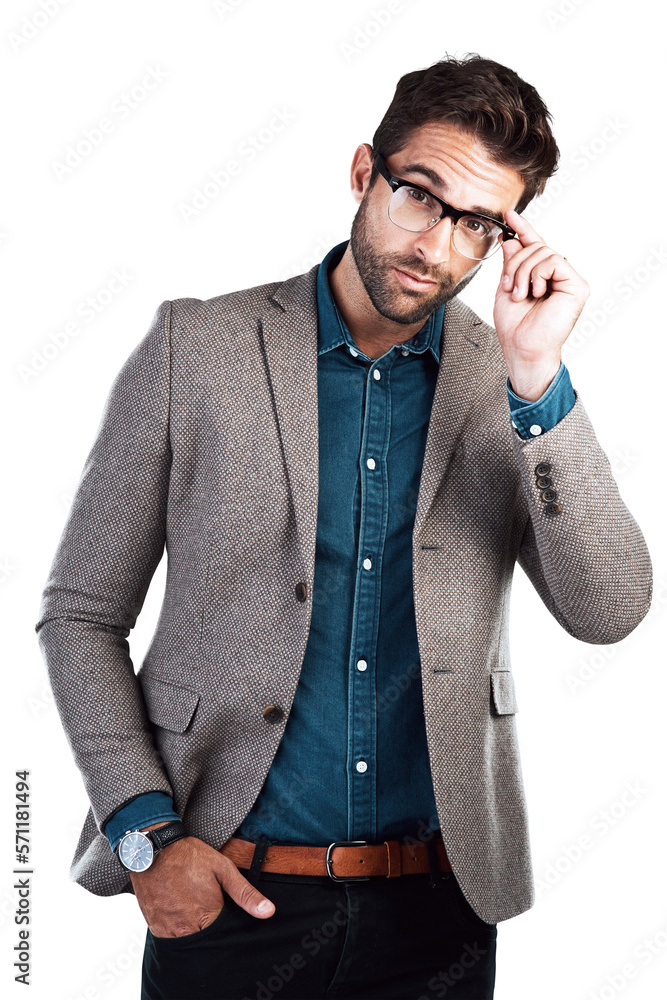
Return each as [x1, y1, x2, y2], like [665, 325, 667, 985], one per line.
[366, 457, 376, 470]
[356, 760, 368, 773]
[349, 347, 358, 357]
[373, 369, 381, 381]
[356, 658, 368, 672]
[529, 424, 543, 436]
[362, 557, 372, 570]
[401, 349, 409, 356]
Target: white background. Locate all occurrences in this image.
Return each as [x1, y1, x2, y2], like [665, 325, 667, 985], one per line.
[2, 1, 666, 998]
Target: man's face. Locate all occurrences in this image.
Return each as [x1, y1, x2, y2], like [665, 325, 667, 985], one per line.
[349, 122, 526, 326]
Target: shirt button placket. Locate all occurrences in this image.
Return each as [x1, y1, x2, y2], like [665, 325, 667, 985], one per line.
[349, 356, 389, 839]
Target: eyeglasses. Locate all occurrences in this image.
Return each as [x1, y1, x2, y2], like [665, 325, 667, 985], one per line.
[372, 151, 517, 261]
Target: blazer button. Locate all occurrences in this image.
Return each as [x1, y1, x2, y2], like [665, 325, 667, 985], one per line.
[536, 476, 552, 488]
[535, 462, 551, 477]
[295, 582, 308, 602]
[540, 488, 557, 502]
[262, 704, 284, 723]
[545, 502, 562, 516]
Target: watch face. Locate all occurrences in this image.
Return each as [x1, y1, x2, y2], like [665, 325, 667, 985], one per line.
[118, 831, 154, 872]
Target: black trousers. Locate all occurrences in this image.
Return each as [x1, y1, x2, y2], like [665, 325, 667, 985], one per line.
[140, 855, 497, 1000]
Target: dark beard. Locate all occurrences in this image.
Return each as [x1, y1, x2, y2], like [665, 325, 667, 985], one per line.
[349, 189, 481, 326]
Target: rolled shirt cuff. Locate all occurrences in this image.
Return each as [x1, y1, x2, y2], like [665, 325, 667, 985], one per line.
[507, 361, 576, 438]
[103, 791, 182, 851]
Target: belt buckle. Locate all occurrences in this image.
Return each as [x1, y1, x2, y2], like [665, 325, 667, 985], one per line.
[326, 840, 371, 881]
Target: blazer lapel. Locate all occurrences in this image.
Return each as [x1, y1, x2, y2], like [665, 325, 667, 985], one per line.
[413, 297, 495, 540]
[259, 263, 496, 566]
[259, 264, 321, 570]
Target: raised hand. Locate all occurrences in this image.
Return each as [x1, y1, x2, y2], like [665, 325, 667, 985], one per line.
[493, 208, 590, 401]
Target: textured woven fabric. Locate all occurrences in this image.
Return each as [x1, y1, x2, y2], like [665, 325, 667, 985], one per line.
[34, 263, 653, 924]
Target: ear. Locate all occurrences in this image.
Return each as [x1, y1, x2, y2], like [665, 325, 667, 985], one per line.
[350, 143, 374, 204]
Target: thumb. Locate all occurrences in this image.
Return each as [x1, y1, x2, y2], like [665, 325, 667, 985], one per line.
[214, 853, 276, 919]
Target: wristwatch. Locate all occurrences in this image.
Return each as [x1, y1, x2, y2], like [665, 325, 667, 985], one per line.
[116, 820, 187, 872]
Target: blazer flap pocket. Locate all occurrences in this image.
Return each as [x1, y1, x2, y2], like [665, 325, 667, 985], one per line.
[141, 675, 200, 733]
[490, 671, 519, 715]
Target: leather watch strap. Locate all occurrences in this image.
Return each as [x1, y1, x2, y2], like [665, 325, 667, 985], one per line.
[148, 820, 187, 853]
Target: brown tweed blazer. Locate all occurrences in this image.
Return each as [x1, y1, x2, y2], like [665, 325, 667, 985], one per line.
[35, 261, 653, 924]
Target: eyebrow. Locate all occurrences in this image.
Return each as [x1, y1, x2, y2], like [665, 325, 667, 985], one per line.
[399, 162, 506, 226]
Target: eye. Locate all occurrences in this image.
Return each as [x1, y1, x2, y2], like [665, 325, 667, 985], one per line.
[407, 186, 437, 209]
[461, 216, 494, 237]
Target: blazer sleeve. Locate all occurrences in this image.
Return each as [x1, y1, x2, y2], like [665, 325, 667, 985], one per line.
[34, 299, 175, 834]
[513, 388, 653, 644]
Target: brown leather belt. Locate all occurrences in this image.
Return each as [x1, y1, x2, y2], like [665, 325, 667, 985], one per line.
[219, 833, 452, 880]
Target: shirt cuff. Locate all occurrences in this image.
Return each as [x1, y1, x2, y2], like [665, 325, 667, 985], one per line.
[103, 792, 181, 851]
[507, 362, 576, 439]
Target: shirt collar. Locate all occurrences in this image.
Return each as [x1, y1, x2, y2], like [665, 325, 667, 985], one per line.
[316, 239, 444, 363]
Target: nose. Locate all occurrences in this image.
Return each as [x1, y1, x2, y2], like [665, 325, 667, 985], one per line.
[412, 215, 455, 266]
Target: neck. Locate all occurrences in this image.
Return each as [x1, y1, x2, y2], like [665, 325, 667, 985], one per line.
[328, 245, 433, 360]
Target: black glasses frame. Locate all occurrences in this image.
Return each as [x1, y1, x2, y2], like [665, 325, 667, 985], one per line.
[372, 151, 517, 251]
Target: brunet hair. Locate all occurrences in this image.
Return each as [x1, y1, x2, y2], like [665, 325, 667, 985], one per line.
[370, 54, 559, 214]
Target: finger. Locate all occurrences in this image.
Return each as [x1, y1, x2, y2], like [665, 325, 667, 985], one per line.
[529, 267, 549, 299]
[148, 898, 224, 938]
[501, 242, 549, 292]
[504, 208, 546, 248]
[500, 235, 525, 266]
[215, 855, 276, 918]
[512, 247, 561, 300]
[515, 250, 576, 300]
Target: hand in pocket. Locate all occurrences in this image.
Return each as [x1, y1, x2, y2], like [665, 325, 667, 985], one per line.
[130, 833, 275, 938]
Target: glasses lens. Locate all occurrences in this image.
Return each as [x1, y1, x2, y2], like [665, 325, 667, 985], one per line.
[388, 186, 441, 232]
[388, 188, 504, 260]
[453, 216, 503, 260]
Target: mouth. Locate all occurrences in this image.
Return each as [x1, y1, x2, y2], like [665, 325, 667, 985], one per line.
[394, 267, 438, 291]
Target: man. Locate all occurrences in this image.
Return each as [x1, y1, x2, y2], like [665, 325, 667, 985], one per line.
[36, 55, 652, 999]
